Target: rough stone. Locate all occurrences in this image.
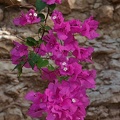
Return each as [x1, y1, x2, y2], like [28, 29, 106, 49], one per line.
[0, 0, 35, 9]
[0, 113, 5, 120]
[110, 53, 120, 59]
[111, 29, 120, 38]
[0, 8, 3, 21]
[94, 3, 101, 9]
[87, 0, 96, 4]
[114, 7, 120, 22]
[109, 59, 120, 68]
[96, 0, 102, 2]
[112, 0, 120, 3]
[97, 5, 114, 23]
[57, 0, 71, 14]
[94, 62, 103, 70]
[68, 0, 89, 11]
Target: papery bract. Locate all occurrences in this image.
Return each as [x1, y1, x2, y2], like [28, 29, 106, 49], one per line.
[59, 62, 82, 77]
[13, 9, 40, 26]
[10, 41, 29, 67]
[54, 22, 70, 40]
[13, 12, 27, 26]
[69, 70, 96, 89]
[41, 68, 60, 82]
[26, 91, 47, 118]
[80, 16, 99, 40]
[78, 70, 96, 89]
[45, 81, 90, 120]
[43, 30, 58, 52]
[26, 9, 41, 24]
[69, 19, 82, 33]
[51, 10, 64, 24]
[73, 46, 94, 62]
[35, 43, 47, 56]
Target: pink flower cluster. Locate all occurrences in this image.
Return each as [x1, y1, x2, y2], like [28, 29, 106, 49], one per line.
[11, 7, 99, 120]
[51, 10, 99, 40]
[13, 9, 40, 26]
[24, 10, 98, 119]
[26, 81, 90, 120]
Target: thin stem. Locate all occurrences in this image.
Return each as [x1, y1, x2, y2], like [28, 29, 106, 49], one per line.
[16, 35, 26, 42]
[45, 7, 50, 26]
[10, 0, 14, 5]
[37, 7, 50, 54]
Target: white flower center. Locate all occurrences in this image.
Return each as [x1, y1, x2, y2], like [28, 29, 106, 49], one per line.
[72, 98, 76, 103]
[53, 16, 57, 20]
[29, 13, 32, 16]
[62, 62, 67, 66]
[34, 13, 37, 17]
[63, 67, 68, 71]
[48, 52, 53, 56]
[66, 57, 69, 61]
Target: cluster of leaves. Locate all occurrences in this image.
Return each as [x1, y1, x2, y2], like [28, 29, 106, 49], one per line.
[13, 0, 57, 77]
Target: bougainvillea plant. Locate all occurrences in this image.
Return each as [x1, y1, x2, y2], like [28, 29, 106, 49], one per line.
[11, 0, 99, 120]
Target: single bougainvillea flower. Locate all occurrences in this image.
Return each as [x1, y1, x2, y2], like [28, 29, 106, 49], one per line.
[80, 16, 99, 40]
[10, 41, 28, 64]
[69, 19, 82, 33]
[51, 10, 64, 24]
[54, 22, 71, 40]
[25, 91, 47, 118]
[13, 9, 40, 26]
[73, 46, 94, 63]
[10, 41, 31, 68]
[13, 12, 28, 26]
[26, 9, 41, 24]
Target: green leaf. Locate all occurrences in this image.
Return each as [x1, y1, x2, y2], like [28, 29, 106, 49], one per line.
[38, 28, 42, 33]
[37, 58, 49, 68]
[28, 60, 35, 69]
[13, 64, 19, 71]
[36, 57, 43, 68]
[49, 4, 56, 12]
[58, 76, 69, 81]
[26, 37, 37, 46]
[13, 61, 25, 78]
[38, 39, 43, 44]
[29, 52, 39, 62]
[48, 64, 55, 71]
[45, 26, 52, 31]
[41, 60, 49, 67]
[17, 64, 23, 78]
[35, 0, 47, 12]
[38, 13, 45, 22]
[28, 52, 40, 69]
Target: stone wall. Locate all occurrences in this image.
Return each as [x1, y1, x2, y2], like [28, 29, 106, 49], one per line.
[0, 0, 120, 120]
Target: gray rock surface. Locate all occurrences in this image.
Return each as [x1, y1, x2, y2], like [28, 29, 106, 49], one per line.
[97, 5, 114, 23]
